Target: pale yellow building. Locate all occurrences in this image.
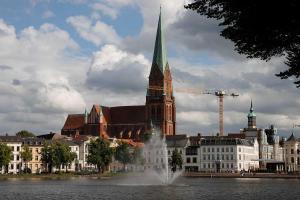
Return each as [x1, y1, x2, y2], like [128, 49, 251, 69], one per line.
[22, 138, 45, 174]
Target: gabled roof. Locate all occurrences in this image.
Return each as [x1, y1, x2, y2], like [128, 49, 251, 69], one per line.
[37, 132, 66, 140]
[151, 8, 167, 74]
[200, 137, 254, 146]
[166, 134, 189, 148]
[62, 114, 85, 130]
[286, 132, 297, 142]
[0, 135, 22, 143]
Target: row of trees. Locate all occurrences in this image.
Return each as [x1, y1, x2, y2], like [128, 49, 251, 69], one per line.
[87, 139, 145, 173]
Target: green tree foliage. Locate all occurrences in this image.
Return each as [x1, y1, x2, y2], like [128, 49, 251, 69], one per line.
[140, 131, 152, 143]
[170, 149, 183, 172]
[186, 1, 300, 87]
[0, 143, 12, 173]
[16, 130, 36, 138]
[52, 142, 77, 172]
[41, 141, 77, 173]
[115, 142, 132, 171]
[131, 147, 145, 165]
[87, 138, 113, 173]
[21, 144, 32, 173]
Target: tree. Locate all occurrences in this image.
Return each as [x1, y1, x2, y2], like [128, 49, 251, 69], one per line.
[170, 149, 183, 172]
[115, 142, 132, 171]
[87, 138, 113, 173]
[16, 130, 36, 138]
[21, 144, 32, 173]
[185, 1, 300, 87]
[131, 147, 145, 165]
[41, 141, 77, 173]
[0, 143, 12, 173]
[41, 141, 56, 173]
[140, 131, 152, 143]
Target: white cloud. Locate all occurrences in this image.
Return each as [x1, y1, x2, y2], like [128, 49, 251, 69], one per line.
[92, 3, 118, 19]
[67, 15, 121, 46]
[0, 19, 87, 134]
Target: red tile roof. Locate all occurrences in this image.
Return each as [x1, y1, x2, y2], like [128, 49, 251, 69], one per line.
[110, 105, 146, 124]
[62, 114, 85, 130]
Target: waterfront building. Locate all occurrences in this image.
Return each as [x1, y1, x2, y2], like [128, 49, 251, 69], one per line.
[165, 135, 190, 170]
[22, 138, 45, 173]
[72, 135, 95, 171]
[240, 101, 284, 170]
[61, 9, 176, 140]
[199, 137, 259, 172]
[0, 136, 22, 174]
[284, 132, 299, 172]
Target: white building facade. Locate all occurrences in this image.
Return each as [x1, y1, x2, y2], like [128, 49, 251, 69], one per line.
[0, 136, 22, 174]
[199, 137, 259, 172]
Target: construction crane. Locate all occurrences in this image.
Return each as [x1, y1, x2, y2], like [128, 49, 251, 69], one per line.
[148, 86, 239, 136]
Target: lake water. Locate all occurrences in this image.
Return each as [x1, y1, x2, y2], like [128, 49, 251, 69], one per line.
[0, 176, 300, 200]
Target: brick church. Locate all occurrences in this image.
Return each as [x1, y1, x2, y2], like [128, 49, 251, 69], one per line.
[61, 10, 176, 141]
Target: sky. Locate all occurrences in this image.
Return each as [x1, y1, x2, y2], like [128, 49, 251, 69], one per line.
[0, 0, 299, 138]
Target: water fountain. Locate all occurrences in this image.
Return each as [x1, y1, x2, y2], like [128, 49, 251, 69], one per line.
[141, 132, 182, 185]
[117, 125, 182, 186]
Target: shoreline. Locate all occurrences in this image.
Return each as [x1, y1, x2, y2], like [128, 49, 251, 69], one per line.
[183, 172, 300, 179]
[2, 172, 300, 180]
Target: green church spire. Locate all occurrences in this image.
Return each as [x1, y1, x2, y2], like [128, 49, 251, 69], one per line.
[248, 99, 256, 117]
[152, 7, 168, 74]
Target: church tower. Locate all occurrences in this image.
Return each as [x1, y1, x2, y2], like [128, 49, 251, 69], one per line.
[247, 100, 256, 129]
[146, 8, 176, 135]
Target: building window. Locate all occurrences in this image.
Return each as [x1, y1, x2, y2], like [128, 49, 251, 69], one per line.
[222, 148, 224, 152]
[226, 163, 229, 169]
[17, 164, 20, 170]
[230, 147, 233, 152]
[11, 146, 14, 152]
[36, 148, 39, 153]
[217, 148, 219, 152]
[16, 155, 20, 161]
[212, 155, 215, 160]
[291, 149, 294, 154]
[231, 163, 233, 169]
[193, 157, 197, 163]
[222, 155, 224, 160]
[208, 163, 210, 168]
[17, 146, 20, 152]
[10, 164, 14, 170]
[226, 147, 229, 152]
[239, 147, 241, 152]
[212, 148, 214, 152]
[208, 155, 210, 160]
[203, 147, 206, 153]
[226, 155, 229, 160]
[239, 155, 241, 160]
[208, 148, 210, 153]
[35, 156, 39, 161]
[217, 155, 219, 160]
[221, 163, 224, 168]
[203, 164, 206, 168]
[231, 155, 234, 160]
[35, 164, 38, 169]
[203, 155, 206, 160]
[291, 157, 295, 163]
[239, 163, 241, 169]
[168, 150, 170, 155]
[187, 157, 191, 163]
